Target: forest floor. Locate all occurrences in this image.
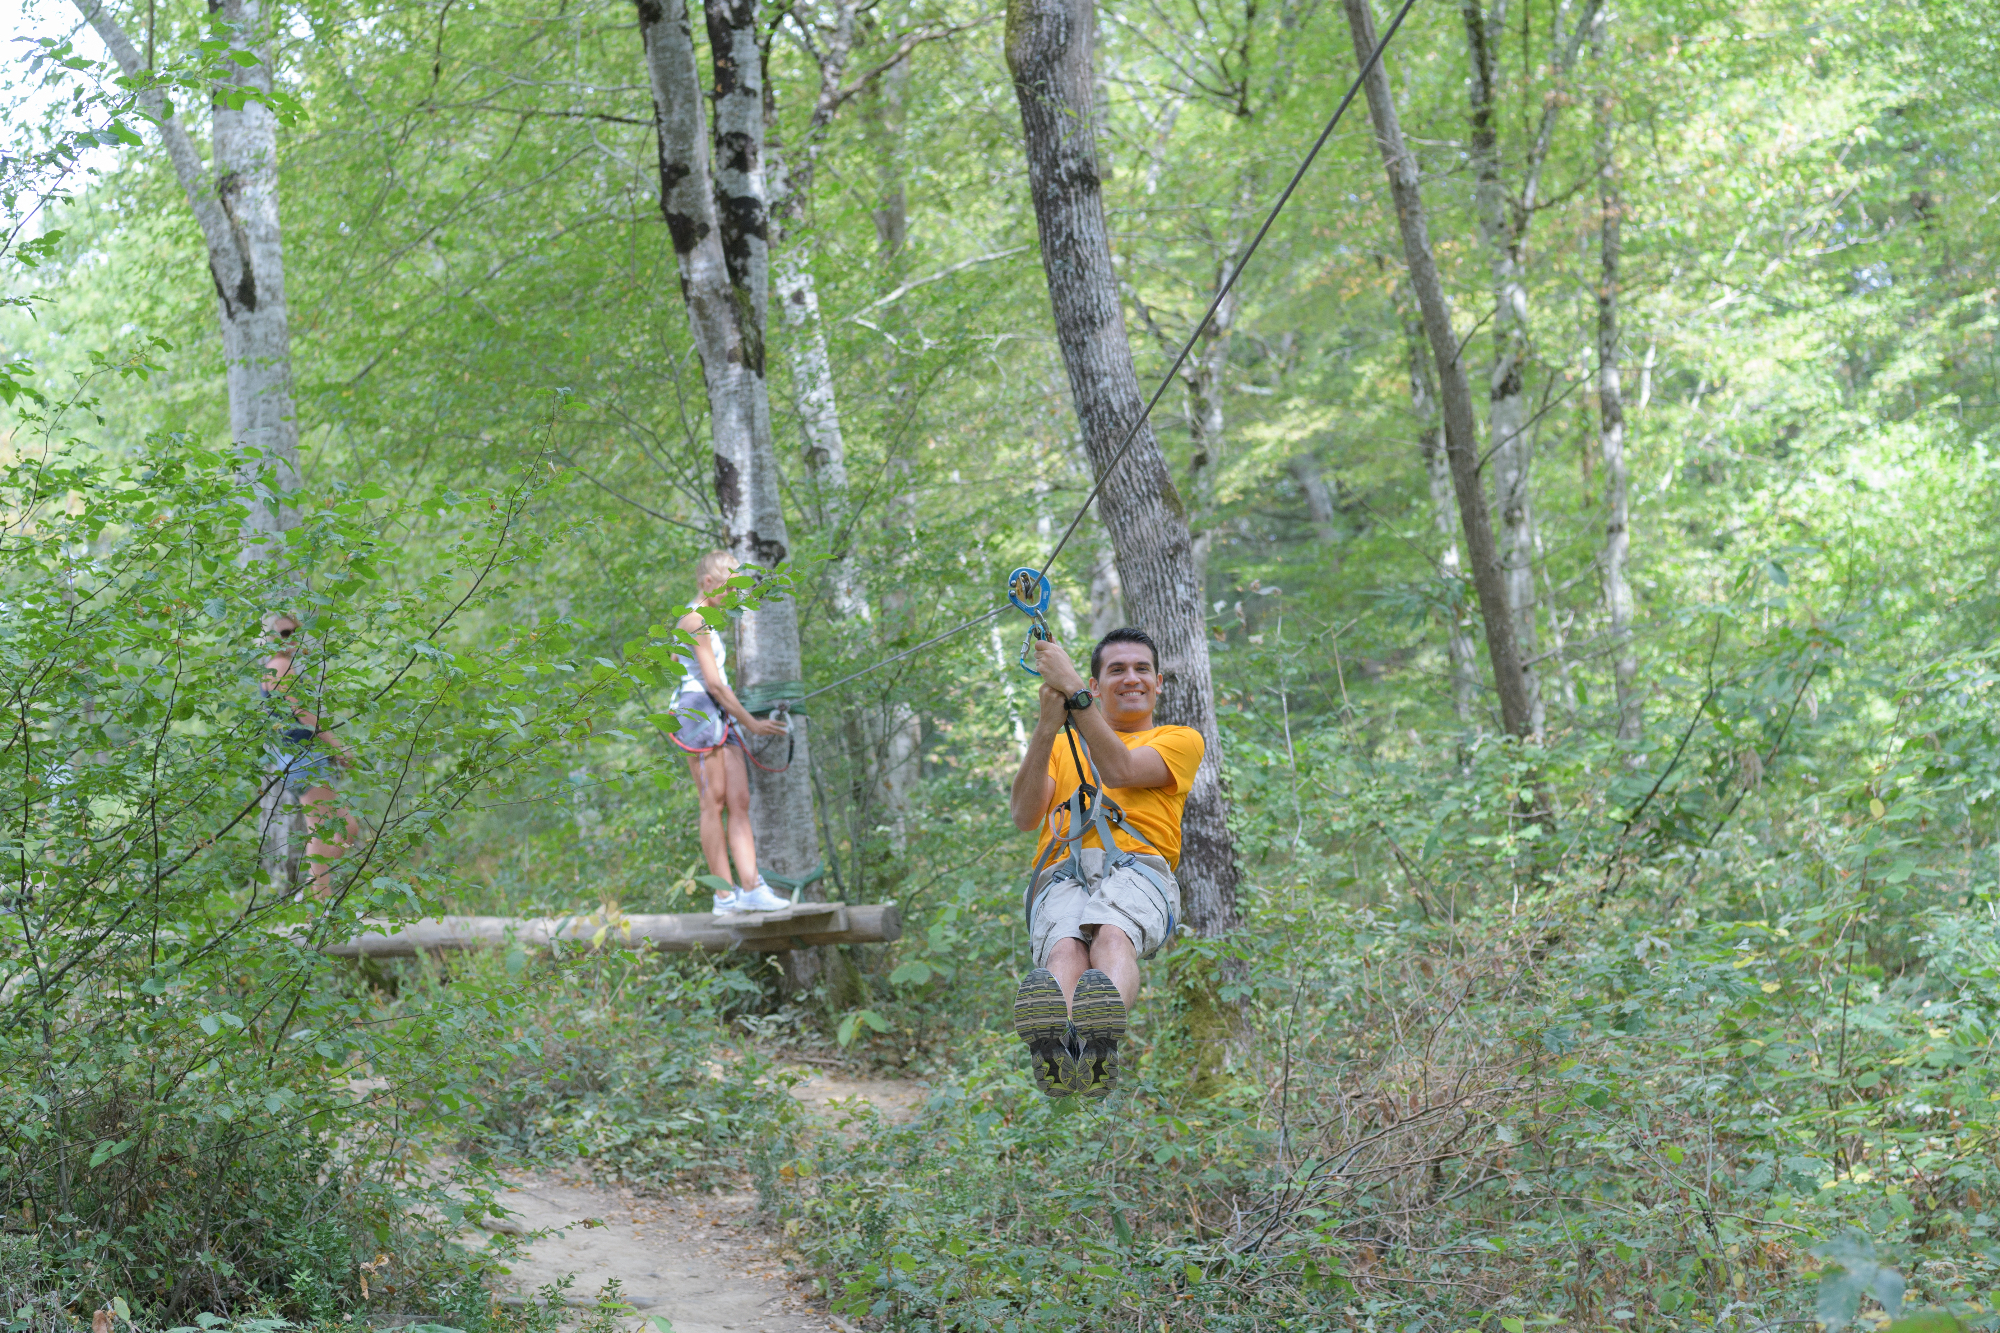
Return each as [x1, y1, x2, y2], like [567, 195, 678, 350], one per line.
[481, 1066, 923, 1333]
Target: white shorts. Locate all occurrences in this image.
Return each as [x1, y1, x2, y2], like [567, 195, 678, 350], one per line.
[1026, 848, 1180, 967]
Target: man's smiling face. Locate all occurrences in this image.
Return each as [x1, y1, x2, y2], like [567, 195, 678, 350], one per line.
[1092, 641, 1162, 727]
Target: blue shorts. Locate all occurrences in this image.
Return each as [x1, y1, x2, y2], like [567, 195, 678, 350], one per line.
[266, 745, 337, 796]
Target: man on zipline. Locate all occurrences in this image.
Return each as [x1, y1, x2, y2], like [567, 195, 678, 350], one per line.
[1008, 627, 1204, 1100]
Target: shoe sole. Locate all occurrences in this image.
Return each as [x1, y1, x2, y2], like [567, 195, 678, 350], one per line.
[1071, 970, 1126, 1101]
[1014, 969, 1077, 1099]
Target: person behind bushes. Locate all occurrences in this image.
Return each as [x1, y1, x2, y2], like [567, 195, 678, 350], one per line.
[261, 613, 359, 898]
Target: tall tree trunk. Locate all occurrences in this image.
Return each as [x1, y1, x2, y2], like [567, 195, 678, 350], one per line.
[1088, 535, 1125, 638]
[638, 0, 820, 917]
[1181, 283, 1237, 593]
[1460, 0, 1544, 735]
[1343, 0, 1535, 740]
[77, 0, 308, 886]
[775, 258, 869, 619]
[1006, 0, 1239, 936]
[1404, 308, 1476, 726]
[1458, 0, 1597, 738]
[1288, 454, 1338, 546]
[1595, 16, 1640, 746]
[863, 54, 911, 261]
[1181, 183, 1251, 592]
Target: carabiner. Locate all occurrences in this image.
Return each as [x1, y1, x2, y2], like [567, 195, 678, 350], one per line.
[1006, 567, 1054, 676]
[1018, 620, 1052, 676]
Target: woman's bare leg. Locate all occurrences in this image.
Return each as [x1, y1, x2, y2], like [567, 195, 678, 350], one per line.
[719, 744, 759, 889]
[300, 785, 356, 900]
[684, 750, 734, 883]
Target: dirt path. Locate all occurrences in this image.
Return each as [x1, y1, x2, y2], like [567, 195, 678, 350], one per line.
[483, 1069, 921, 1333]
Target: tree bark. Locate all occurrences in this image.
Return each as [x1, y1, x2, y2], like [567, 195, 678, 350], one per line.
[1289, 454, 1338, 546]
[637, 0, 820, 909]
[1403, 306, 1476, 725]
[1088, 536, 1125, 638]
[1595, 15, 1641, 745]
[1459, 0, 1544, 736]
[1180, 186, 1250, 592]
[1343, 0, 1534, 739]
[1006, 0, 1239, 936]
[76, 0, 308, 886]
[77, 0, 302, 561]
[863, 54, 911, 260]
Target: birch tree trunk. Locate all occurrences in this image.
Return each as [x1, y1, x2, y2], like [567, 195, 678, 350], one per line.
[1595, 16, 1641, 745]
[1006, 0, 1239, 936]
[637, 0, 820, 912]
[770, 7, 866, 616]
[1343, 0, 1535, 740]
[77, 0, 303, 558]
[1404, 310, 1477, 725]
[76, 0, 308, 886]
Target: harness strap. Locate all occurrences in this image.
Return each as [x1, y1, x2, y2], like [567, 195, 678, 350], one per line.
[1021, 716, 1177, 950]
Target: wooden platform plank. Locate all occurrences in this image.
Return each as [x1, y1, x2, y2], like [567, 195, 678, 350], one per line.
[325, 904, 899, 958]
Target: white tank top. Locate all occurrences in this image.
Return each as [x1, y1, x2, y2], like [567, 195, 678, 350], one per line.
[676, 605, 728, 697]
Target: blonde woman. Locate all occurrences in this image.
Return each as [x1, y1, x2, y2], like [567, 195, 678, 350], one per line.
[667, 552, 792, 914]
[261, 613, 359, 898]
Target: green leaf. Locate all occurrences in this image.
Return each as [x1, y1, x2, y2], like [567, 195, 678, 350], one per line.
[887, 961, 934, 987]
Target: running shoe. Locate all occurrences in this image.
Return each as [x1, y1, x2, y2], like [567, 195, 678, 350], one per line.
[710, 888, 744, 916]
[736, 880, 791, 912]
[1070, 969, 1127, 1101]
[1012, 968, 1078, 1099]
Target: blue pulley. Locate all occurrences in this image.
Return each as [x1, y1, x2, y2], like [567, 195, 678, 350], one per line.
[1007, 568, 1052, 618]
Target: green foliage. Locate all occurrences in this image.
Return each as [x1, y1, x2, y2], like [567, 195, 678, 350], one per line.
[448, 949, 801, 1190]
[2, 0, 2000, 1325]
[0, 361, 727, 1321]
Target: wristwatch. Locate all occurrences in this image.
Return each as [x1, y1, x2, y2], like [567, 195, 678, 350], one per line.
[1063, 689, 1094, 712]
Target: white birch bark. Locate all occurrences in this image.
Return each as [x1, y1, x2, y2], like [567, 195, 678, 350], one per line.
[1458, 0, 1597, 739]
[636, 0, 819, 901]
[1595, 14, 1641, 745]
[775, 254, 869, 620]
[76, 0, 307, 885]
[75, 0, 302, 564]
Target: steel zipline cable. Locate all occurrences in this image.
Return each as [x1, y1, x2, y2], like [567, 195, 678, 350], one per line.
[787, 0, 1422, 708]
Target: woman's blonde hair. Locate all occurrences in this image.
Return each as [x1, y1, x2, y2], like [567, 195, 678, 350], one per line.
[695, 549, 739, 593]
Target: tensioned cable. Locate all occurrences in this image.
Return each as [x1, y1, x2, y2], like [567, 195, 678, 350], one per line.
[788, 0, 1420, 706]
[792, 604, 1009, 703]
[1038, 0, 1421, 575]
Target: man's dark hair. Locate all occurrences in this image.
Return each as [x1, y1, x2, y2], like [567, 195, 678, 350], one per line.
[1091, 627, 1160, 679]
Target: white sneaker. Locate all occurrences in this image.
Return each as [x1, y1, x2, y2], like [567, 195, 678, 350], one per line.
[711, 889, 745, 916]
[735, 880, 791, 912]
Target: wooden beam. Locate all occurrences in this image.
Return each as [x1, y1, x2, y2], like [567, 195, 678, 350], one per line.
[325, 903, 901, 958]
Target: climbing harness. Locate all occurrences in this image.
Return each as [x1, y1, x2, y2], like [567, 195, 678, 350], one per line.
[1022, 716, 1178, 960]
[1007, 566, 1054, 676]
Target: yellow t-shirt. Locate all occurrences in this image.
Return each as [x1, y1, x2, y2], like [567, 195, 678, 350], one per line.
[1035, 724, 1206, 868]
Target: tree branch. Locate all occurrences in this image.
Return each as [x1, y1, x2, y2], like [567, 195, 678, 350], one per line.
[70, 0, 243, 297]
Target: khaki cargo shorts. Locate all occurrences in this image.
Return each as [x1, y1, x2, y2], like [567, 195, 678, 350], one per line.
[1026, 848, 1181, 967]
